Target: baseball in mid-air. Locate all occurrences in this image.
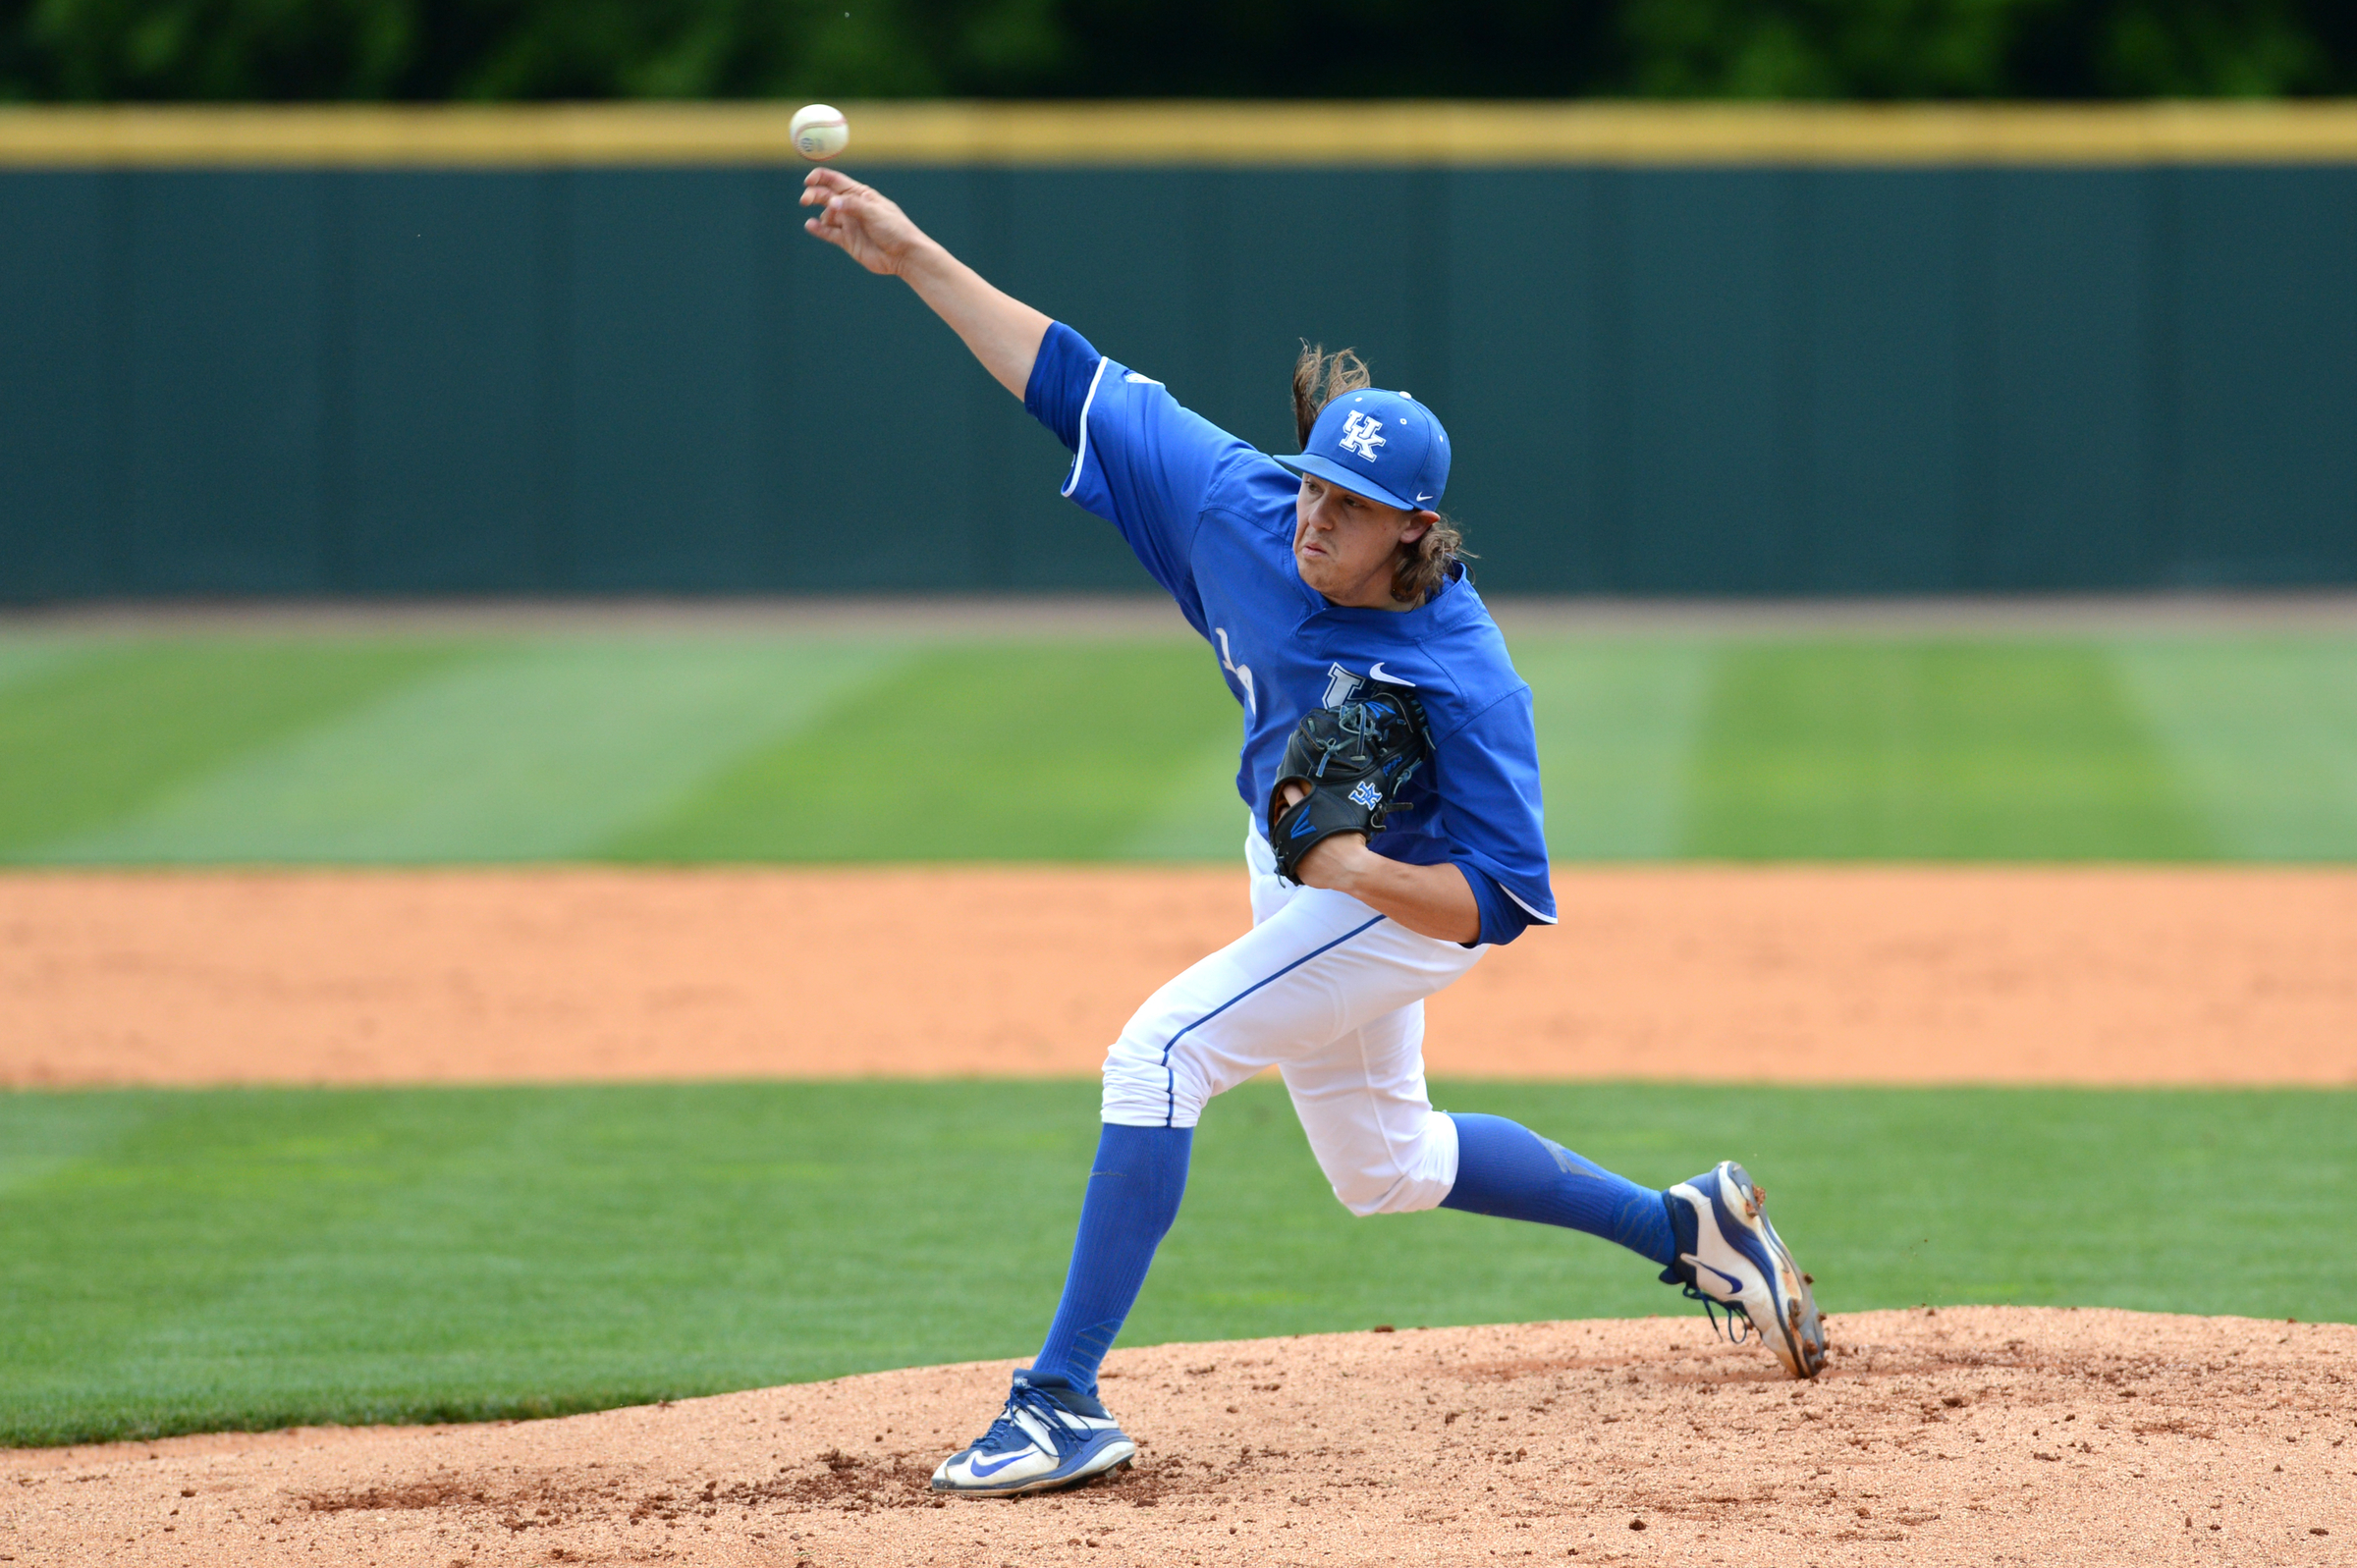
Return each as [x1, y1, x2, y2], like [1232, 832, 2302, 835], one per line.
[790, 104, 849, 162]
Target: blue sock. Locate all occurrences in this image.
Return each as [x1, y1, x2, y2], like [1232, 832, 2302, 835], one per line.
[1440, 1112, 1677, 1268]
[1030, 1123, 1192, 1397]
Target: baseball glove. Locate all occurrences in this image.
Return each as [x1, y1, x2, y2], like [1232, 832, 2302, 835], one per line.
[1266, 683, 1431, 886]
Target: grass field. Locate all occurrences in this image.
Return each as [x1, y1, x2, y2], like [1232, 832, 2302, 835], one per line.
[6, 622, 2352, 1449]
[1, 1078, 2346, 1447]
[3, 629, 2357, 864]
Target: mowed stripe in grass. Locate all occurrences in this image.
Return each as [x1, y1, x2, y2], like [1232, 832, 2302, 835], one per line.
[0, 640, 100, 698]
[607, 642, 1239, 862]
[1682, 642, 2216, 859]
[2114, 639, 2357, 859]
[0, 640, 476, 855]
[3, 631, 2357, 863]
[37, 641, 908, 864]
[1, 1079, 2345, 1446]
[1518, 639, 1714, 860]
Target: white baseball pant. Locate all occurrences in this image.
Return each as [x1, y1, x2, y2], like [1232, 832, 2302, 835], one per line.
[1100, 825, 1486, 1217]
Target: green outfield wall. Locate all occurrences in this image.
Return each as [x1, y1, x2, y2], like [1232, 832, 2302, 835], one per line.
[3, 104, 2354, 599]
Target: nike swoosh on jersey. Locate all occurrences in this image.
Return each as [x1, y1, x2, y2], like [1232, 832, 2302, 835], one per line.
[966, 1448, 1038, 1478]
[1367, 662, 1415, 686]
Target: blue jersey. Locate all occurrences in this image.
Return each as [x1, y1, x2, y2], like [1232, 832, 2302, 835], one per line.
[1026, 324, 1556, 946]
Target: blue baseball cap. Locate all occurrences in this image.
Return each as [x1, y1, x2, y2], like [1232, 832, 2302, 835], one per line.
[1277, 389, 1451, 513]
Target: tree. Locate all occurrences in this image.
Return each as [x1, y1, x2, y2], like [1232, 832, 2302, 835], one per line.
[2, 0, 2350, 101]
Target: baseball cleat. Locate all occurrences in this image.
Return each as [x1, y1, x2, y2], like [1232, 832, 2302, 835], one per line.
[931, 1370, 1137, 1497]
[1662, 1161, 1827, 1379]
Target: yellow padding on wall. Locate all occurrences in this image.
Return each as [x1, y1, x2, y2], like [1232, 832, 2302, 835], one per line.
[4, 100, 2357, 169]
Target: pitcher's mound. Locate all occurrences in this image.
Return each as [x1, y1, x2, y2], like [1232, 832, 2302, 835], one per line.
[7, 1307, 2349, 1566]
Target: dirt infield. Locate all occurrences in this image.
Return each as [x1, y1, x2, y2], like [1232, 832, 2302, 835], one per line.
[4, 866, 2353, 1088]
[8, 870, 2353, 1562]
[6, 1307, 2350, 1567]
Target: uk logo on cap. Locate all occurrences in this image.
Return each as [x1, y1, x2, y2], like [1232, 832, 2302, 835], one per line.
[1278, 389, 1451, 513]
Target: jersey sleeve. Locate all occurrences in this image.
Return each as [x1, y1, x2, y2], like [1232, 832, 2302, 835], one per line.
[1431, 688, 1557, 943]
[1022, 321, 1252, 621]
[1022, 320, 1098, 450]
[1455, 861, 1537, 948]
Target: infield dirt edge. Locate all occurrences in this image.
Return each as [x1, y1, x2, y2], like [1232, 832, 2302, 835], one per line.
[5, 864, 2353, 1089]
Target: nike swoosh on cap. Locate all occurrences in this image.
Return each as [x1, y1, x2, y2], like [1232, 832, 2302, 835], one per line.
[1416, 493, 1434, 503]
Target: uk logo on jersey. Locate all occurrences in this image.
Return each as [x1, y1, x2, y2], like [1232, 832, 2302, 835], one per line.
[1339, 411, 1386, 461]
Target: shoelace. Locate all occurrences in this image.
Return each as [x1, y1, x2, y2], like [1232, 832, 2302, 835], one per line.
[972, 1384, 1086, 1459]
[1677, 1280, 1757, 1347]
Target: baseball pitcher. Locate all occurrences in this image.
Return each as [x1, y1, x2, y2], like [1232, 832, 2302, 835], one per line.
[799, 166, 1828, 1499]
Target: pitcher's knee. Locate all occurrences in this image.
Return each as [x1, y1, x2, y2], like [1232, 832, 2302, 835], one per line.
[1328, 1164, 1448, 1217]
[1317, 1119, 1459, 1217]
[1101, 1038, 1208, 1129]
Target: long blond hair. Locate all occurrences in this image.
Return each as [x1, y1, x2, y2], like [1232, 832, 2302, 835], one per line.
[1290, 343, 1467, 606]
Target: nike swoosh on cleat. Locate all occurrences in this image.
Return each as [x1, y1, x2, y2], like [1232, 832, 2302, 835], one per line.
[965, 1449, 1036, 1479]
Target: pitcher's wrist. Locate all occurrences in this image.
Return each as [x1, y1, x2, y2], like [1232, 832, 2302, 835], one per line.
[1323, 841, 1381, 899]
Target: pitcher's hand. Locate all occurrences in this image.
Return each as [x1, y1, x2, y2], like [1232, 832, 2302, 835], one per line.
[1273, 782, 1478, 942]
[801, 169, 927, 277]
[1277, 780, 1368, 891]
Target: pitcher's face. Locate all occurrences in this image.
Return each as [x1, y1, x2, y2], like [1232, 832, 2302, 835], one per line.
[1291, 476, 1435, 609]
